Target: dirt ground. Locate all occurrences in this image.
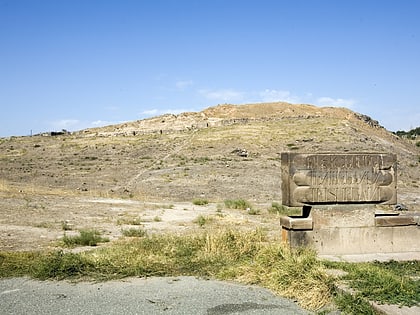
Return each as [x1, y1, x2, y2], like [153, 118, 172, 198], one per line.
[0, 188, 285, 251]
[1, 185, 418, 252]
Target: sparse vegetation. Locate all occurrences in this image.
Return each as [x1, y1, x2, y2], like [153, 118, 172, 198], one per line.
[224, 199, 252, 210]
[324, 260, 420, 307]
[192, 198, 209, 206]
[61, 229, 109, 247]
[117, 217, 142, 226]
[333, 292, 377, 315]
[268, 202, 301, 216]
[247, 208, 260, 215]
[61, 221, 73, 231]
[194, 214, 213, 227]
[121, 227, 146, 237]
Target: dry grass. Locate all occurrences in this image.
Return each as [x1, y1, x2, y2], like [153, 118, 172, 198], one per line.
[0, 229, 333, 311]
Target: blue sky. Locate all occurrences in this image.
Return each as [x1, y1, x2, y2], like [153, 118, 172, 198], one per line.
[1, 0, 419, 137]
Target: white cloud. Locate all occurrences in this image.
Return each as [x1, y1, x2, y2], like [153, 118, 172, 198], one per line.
[316, 97, 356, 108]
[199, 88, 244, 102]
[175, 80, 193, 90]
[259, 89, 300, 103]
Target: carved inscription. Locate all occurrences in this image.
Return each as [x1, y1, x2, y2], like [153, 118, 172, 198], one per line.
[281, 153, 397, 206]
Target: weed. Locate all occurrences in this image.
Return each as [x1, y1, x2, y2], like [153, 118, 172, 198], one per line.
[117, 217, 143, 225]
[153, 216, 162, 222]
[34, 250, 95, 280]
[0, 251, 41, 278]
[193, 198, 209, 206]
[62, 229, 109, 247]
[334, 292, 377, 315]
[324, 260, 420, 307]
[247, 208, 260, 215]
[224, 199, 252, 210]
[121, 228, 146, 237]
[61, 221, 73, 231]
[194, 215, 213, 227]
[193, 157, 211, 164]
[268, 202, 301, 216]
[35, 222, 52, 228]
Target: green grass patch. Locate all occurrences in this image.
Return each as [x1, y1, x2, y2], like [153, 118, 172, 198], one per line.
[333, 292, 377, 315]
[62, 229, 109, 247]
[324, 260, 420, 307]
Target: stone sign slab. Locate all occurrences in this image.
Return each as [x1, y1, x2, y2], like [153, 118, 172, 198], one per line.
[281, 153, 397, 206]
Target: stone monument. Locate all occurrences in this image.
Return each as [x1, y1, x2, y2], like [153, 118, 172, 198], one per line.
[280, 152, 420, 256]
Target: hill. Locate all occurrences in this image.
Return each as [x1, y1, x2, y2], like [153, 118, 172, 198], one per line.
[0, 102, 419, 250]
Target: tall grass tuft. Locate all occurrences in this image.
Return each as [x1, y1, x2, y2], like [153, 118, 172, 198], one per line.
[192, 198, 209, 206]
[62, 229, 109, 247]
[224, 199, 252, 210]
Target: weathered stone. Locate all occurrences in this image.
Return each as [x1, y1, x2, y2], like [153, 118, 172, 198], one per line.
[375, 215, 418, 227]
[281, 153, 397, 206]
[279, 216, 313, 230]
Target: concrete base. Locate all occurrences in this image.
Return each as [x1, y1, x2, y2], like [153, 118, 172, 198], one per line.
[280, 205, 420, 256]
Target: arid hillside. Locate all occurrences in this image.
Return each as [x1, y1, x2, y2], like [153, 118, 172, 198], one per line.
[1, 102, 419, 250]
[2, 102, 418, 201]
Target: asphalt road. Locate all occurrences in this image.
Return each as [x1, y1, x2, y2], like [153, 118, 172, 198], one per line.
[0, 276, 311, 315]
